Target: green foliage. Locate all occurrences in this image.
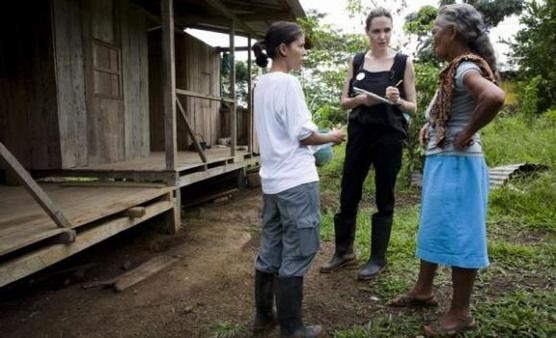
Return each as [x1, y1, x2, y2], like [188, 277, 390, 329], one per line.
[439, 0, 525, 27]
[332, 311, 423, 338]
[470, 289, 556, 338]
[399, 62, 439, 187]
[404, 6, 437, 36]
[221, 59, 253, 108]
[517, 75, 543, 118]
[509, 0, 556, 111]
[317, 113, 555, 337]
[403, 6, 438, 63]
[406, 1, 524, 62]
[313, 104, 346, 128]
[211, 322, 246, 338]
[482, 113, 556, 167]
[489, 171, 556, 231]
[298, 11, 367, 121]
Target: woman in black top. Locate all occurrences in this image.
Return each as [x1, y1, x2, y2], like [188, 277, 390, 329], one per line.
[320, 7, 417, 280]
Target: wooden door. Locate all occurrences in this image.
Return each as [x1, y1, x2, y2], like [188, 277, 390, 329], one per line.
[83, 0, 125, 164]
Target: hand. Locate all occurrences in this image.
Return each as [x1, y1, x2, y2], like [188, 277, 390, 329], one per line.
[356, 94, 379, 107]
[454, 131, 474, 150]
[328, 128, 346, 145]
[419, 123, 429, 148]
[385, 86, 401, 104]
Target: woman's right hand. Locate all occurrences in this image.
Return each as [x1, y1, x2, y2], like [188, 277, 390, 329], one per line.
[419, 123, 429, 147]
[328, 128, 346, 145]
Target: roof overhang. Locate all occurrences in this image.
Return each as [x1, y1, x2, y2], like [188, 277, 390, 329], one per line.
[136, 0, 306, 38]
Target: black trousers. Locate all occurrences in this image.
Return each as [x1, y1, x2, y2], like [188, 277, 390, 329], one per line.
[334, 119, 403, 253]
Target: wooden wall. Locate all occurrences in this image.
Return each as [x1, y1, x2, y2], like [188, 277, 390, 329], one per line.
[52, 0, 149, 167]
[149, 31, 221, 150]
[0, 2, 61, 170]
[52, 0, 88, 168]
[122, 2, 150, 159]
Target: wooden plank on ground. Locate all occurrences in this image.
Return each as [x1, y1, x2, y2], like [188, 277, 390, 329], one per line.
[113, 255, 178, 292]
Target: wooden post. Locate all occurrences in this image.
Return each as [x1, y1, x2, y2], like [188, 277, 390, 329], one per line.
[247, 34, 253, 154]
[164, 188, 181, 234]
[161, 0, 180, 233]
[229, 20, 237, 158]
[161, 0, 177, 170]
[0, 142, 72, 230]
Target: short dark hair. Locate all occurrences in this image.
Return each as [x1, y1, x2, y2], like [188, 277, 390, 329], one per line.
[252, 21, 303, 67]
[365, 7, 393, 31]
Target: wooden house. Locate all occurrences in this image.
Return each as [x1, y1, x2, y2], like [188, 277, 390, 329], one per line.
[0, 0, 304, 287]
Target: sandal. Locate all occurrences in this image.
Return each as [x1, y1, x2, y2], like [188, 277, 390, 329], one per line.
[389, 294, 439, 308]
[423, 317, 476, 337]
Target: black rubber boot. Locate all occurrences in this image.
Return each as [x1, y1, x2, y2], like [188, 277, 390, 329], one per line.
[320, 214, 357, 273]
[253, 270, 277, 335]
[276, 276, 321, 338]
[357, 214, 393, 280]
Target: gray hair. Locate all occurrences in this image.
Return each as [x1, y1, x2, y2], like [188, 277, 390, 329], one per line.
[437, 4, 497, 73]
[365, 7, 393, 31]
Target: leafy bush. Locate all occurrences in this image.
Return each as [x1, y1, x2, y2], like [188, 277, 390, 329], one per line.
[517, 75, 543, 118]
[399, 61, 439, 187]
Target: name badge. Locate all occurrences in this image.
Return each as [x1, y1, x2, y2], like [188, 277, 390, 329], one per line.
[355, 72, 365, 81]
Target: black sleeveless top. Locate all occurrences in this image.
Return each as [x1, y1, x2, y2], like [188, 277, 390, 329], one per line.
[349, 52, 408, 136]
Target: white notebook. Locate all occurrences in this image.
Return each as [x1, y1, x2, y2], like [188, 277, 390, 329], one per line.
[353, 86, 393, 105]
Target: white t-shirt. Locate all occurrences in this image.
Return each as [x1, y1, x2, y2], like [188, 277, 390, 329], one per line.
[254, 72, 319, 194]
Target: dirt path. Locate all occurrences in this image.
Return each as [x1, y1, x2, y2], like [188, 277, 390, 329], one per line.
[0, 188, 393, 338]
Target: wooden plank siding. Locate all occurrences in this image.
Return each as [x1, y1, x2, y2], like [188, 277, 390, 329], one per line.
[51, 0, 151, 168]
[121, 1, 150, 160]
[149, 30, 222, 151]
[52, 0, 89, 168]
[0, 1, 61, 170]
[181, 33, 222, 147]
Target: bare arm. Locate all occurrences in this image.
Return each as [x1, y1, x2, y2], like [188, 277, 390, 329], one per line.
[454, 71, 505, 149]
[300, 128, 346, 146]
[385, 57, 417, 114]
[340, 57, 380, 110]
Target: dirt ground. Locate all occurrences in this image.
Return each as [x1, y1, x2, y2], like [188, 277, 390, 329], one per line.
[0, 188, 410, 338]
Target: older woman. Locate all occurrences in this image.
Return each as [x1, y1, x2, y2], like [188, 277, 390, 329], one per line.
[390, 4, 505, 336]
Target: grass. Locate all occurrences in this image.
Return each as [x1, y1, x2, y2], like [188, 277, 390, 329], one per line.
[317, 113, 556, 337]
[211, 321, 247, 338]
[482, 113, 556, 168]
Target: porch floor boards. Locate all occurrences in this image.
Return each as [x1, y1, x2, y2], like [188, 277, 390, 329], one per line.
[0, 183, 171, 258]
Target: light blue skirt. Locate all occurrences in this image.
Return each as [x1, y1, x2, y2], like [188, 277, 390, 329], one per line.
[417, 155, 490, 269]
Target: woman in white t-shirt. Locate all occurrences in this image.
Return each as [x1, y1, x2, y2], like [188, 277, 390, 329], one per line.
[251, 21, 345, 338]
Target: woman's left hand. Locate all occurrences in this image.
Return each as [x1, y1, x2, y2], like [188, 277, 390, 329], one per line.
[454, 131, 474, 150]
[385, 86, 400, 104]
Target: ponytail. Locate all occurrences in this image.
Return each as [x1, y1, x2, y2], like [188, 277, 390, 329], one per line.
[252, 41, 269, 68]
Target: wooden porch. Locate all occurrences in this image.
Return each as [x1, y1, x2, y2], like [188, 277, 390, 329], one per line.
[0, 0, 302, 288]
[35, 149, 259, 187]
[0, 183, 174, 287]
